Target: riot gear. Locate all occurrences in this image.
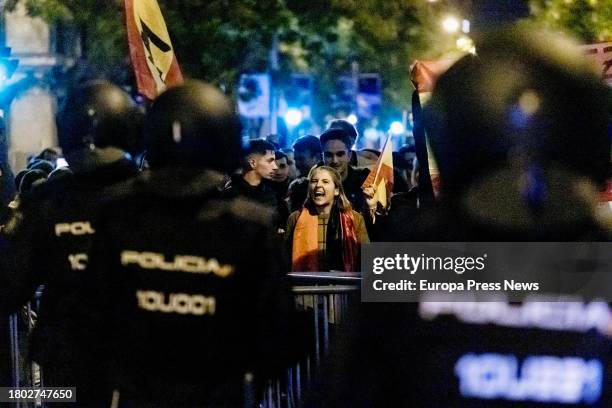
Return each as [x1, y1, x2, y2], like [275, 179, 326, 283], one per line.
[0, 81, 140, 404]
[57, 80, 142, 155]
[425, 24, 610, 197]
[143, 80, 242, 171]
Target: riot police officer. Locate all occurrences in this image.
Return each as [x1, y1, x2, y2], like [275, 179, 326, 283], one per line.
[84, 81, 290, 406]
[0, 80, 140, 403]
[420, 24, 611, 241]
[306, 24, 611, 407]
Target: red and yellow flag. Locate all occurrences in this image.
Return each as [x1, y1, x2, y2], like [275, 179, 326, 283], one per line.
[362, 134, 394, 209]
[125, 0, 184, 100]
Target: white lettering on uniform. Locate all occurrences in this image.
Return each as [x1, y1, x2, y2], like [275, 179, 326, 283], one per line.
[55, 221, 95, 237]
[68, 253, 88, 270]
[136, 290, 216, 316]
[121, 251, 234, 278]
[455, 353, 603, 404]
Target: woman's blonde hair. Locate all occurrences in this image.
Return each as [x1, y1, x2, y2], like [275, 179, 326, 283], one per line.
[304, 165, 353, 212]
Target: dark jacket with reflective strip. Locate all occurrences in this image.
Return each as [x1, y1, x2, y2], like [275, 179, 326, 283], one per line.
[0, 154, 137, 396]
[84, 167, 290, 404]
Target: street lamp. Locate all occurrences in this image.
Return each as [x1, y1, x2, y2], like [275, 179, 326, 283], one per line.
[389, 121, 405, 135]
[284, 108, 303, 127]
[442, 16, 460, 33]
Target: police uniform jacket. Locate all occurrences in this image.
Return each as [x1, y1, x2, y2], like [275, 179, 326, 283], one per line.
[84, 167, 290, 406]
[0, 150, 137, 398]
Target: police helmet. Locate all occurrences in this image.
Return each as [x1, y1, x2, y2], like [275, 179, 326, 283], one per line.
[143, 80, 242, 170]
[57, 80, 142, 155]
[425, 24, 610, 197]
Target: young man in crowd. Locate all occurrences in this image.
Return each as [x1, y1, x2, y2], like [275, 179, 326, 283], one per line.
[280, 147, 298, 181]
[320, 128, 370, 213]
[292, 135, 322, 177]
[223, 139, 288, 230]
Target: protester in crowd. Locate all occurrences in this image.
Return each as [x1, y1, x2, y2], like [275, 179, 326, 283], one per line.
[222, 139, 288, 230]
[28, 147, 60, 165]
[395, 144, 417, 189]
[280, 147, 298, 181]
[287, 176, 309, 213]
[0, 80, 140, 405]
[327, 118, 359, 166]
[327, 118, 357, 148]
[270, 150, 291, 200]
[83, 81, 291, 406]
[293, 135, 322, 177]
[286, 166, 369, 272]
[223, 139, 278, 206]
[25, 159, 54, 176]
[288, 135, 324, 213]
[265, 133, 280, 147]
[273, 150, 290, 184]
[320, 128, 371, 213]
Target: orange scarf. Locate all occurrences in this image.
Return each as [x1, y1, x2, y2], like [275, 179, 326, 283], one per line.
[291, 208, 359, 272]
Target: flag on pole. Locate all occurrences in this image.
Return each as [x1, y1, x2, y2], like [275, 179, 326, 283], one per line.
[362, 133, 394, 210]
[125, 0, 184, 100]
[410, 59, 458, 201]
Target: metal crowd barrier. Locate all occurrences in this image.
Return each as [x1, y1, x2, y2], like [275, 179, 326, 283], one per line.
[3, 274, 361, 407]
[260, 272, 361, 408]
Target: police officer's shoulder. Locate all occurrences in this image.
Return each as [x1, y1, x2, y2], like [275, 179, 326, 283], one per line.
[199, 196, 275, 226]
[98, 172, 144, 204]
[85, 171, 145, 212]
[17, 171, 72, 209]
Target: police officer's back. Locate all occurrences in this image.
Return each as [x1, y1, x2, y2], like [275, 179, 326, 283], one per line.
[85, 81, 290, 406]
[0, 80, 140, 402]
[306, 24, 612, 407]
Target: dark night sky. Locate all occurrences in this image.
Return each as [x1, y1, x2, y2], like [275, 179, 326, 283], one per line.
[471, 0, 531, 31]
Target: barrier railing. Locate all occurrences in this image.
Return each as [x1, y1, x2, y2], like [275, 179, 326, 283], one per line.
[4, 273, 362, 407]
[260, 273, 360, 408]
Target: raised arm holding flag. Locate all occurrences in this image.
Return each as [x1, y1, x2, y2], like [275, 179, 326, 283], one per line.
[361, 133, 394, 222]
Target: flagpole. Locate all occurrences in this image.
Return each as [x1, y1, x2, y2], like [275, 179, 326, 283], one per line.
[411, 90, 434, 205]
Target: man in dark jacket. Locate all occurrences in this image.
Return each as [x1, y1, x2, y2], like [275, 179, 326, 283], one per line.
[223, 139, 279, 208]
[320, 128, 370, 212]
[223, 139, 289, 231]
[84, 81, 290, 406]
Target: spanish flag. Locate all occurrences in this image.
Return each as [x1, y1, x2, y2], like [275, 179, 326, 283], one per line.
[125, 0, 184, 100]
[362, 133, 394, 210]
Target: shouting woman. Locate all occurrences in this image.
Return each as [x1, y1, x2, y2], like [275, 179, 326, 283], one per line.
[286, 166, 369, 272]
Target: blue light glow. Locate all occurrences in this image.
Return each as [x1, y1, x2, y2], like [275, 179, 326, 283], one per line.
[285, 108, 303, 127]
[389, 121, 404, 135]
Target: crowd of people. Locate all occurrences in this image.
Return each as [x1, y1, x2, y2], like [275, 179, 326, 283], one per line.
[0, 23, 610, 407]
